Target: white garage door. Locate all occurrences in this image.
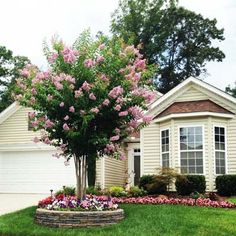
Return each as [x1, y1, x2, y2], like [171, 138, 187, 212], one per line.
[0, 150, 76, 193]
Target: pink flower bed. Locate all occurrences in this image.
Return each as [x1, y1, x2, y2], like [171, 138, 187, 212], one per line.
[97, 196, 235, 209]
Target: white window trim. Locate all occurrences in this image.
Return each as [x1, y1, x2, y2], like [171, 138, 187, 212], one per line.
[178, 124, 205, 175]
[160, 128, 171, 168]
[213, 125, 228, 175]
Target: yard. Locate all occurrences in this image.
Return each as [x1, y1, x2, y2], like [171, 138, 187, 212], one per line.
[0, 204, 236, 236]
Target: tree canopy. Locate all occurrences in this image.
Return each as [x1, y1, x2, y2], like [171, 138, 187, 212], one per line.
[15, 32, 156, 198]
[111, 0, 225, 93]
[226, 83, 236, 98]
[0, 46, 30, 111]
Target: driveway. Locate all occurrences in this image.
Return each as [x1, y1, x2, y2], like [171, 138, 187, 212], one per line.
[0, 194, 48, 215]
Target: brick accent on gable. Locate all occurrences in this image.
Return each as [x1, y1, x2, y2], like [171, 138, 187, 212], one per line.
[155, 100, 234, 119]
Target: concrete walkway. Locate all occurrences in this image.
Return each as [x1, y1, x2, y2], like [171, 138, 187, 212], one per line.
[0, 194, 48, 215]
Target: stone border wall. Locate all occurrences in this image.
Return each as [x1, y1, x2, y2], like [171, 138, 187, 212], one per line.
[35, 208, 124, 228]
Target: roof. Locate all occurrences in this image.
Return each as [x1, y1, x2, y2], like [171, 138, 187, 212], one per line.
[0, 102, 20, 125]
[149, 77, 236, 115]
[155, 100, 234, 119]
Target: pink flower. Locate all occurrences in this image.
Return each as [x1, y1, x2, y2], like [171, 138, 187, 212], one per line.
[106, 143, 115, 152]
[102, 99, 110, 106]
[118, 111, 128, 116]
[59, 102, 65, 107]
[47, 94, 53, 101]
[100, 74, 109, 82]
[44, 119, 54, 129]
[89, 93, 96, 100]
[69, 106, 75, 113]
[143, 115, 153, 123]
[54, 82, 63, 90]
[28, 112, 35, 119]
[81, 81, 91, 91]
[63, 123, 70, 131]
[31, 88, 37, 95]
[84, 59, 94, 68]
[98, 43, 105, 50]
[90, 107, 99, 114]
[114, 105, 121, 111]
[48, 53, 58, 63]
[119, 154, 126, 161]
[74, 89, 82, 98]
[20, 68, 30, 77]
[110, 135, 120, 141]
[30, 97, 36, 105]
[62, 47, 79, 63]
[64, 115, 69, 121]
[96, 55, 104, 63]
[135, 59, 146, 70]
[33, 137, 39, 143]
[115, 128, 120, 134]
[108, 86, 124, 99]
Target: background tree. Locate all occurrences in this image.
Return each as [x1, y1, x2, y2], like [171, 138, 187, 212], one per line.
[111, 0, 225, 93]
[0, 46, 30, 111]
[15, 32, 156, 199]
[226, 83, 236, 98]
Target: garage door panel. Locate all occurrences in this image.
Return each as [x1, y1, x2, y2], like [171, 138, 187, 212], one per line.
[0, 151, 76, 193]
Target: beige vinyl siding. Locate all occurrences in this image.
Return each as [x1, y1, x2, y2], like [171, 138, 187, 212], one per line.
[104, 157, 127, 188]
[95, 159, 102, 187]
[141, 123, 160, 175]
[0, 107, 39, 144]
[175, 85, 208, 102]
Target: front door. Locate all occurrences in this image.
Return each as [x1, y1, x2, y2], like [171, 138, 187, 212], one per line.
[133, 149, 140, 186]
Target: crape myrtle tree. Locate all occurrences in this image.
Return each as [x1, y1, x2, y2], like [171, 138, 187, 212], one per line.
[14, 32, 156, 199]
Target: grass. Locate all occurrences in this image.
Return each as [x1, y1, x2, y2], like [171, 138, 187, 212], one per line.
[0, 204, 236, 236]
[228, 197, 236, 204]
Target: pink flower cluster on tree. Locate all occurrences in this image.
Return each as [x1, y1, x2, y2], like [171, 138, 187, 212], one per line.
[14, 31, 156, 199]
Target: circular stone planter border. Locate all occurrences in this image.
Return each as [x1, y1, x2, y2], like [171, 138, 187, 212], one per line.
[35, 208, 124, 228]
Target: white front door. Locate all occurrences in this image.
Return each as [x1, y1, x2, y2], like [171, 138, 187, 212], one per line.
[128, 145, 141, 186]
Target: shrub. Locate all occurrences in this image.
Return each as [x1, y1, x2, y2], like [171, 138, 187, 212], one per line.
[86, 186, 102, 195]
[109, 186, 127, 197]
[146, 180, 167, 194]
[128, 186, 147, 197]
[175, 175, 206, 195]
[139, 175, 167, 194]
[216, 175, 236, 196]
[55, 186, 75, 196]
[139, 175, 155, 190]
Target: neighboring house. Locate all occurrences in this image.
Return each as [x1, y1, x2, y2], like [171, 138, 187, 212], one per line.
[1, 77, 235, 193]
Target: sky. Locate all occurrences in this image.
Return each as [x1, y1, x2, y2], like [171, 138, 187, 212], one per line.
[0, 0, 235, 89]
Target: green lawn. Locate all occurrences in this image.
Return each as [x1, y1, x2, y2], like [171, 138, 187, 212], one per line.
[228, 197, 236, 204]
[0, 204, 236, 236]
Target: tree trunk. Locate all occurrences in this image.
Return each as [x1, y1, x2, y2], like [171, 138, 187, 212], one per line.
[74, 155, 87, 199]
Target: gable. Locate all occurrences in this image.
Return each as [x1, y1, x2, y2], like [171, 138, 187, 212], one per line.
[0, 106, 38, 144]
[175, 86, 208, 102]
[148, 77, 236, 119]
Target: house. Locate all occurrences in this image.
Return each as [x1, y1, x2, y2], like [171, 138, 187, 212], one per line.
[141, 77, 236, 191]
[0, 103, 127, 193]
[0, 77, 235, 193]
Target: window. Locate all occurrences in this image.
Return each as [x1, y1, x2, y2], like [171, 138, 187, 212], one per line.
[161, 129, 170, 167]
[180, 126, 203, 174]
[214, 127, 226, 174]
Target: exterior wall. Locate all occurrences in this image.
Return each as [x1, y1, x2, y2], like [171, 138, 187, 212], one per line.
[104, 157, 127, 188]
[0, 106, 39, 144]
[142, 83, 236, 191]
